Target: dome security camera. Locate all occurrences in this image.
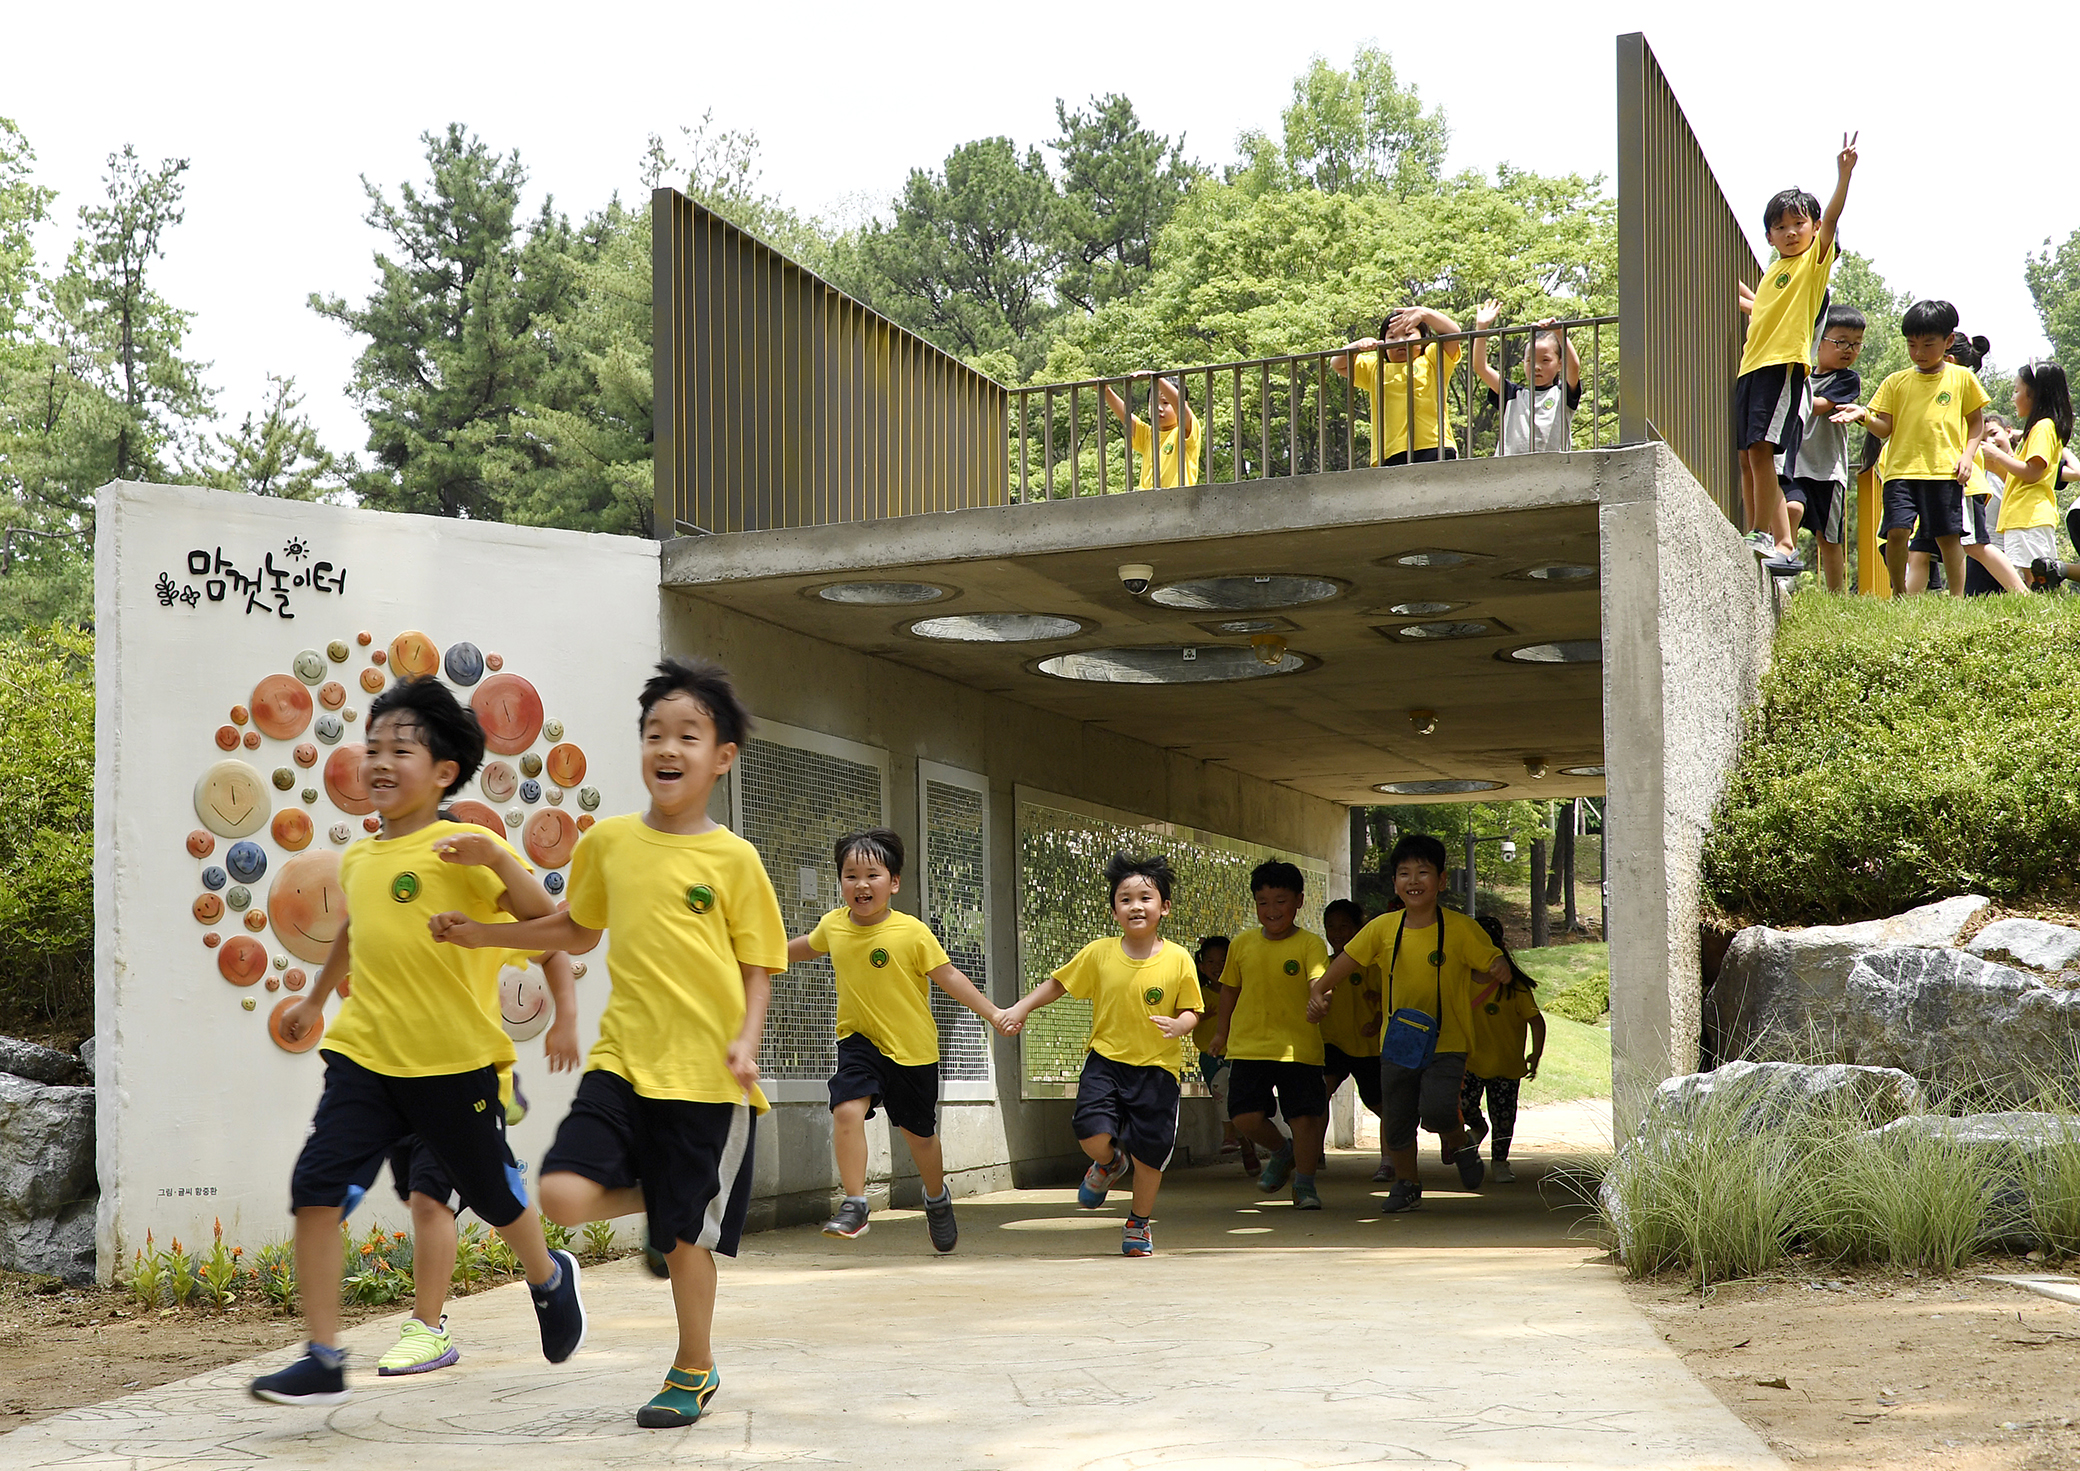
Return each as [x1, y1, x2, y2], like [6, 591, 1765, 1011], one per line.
[1118, 564, 1154, 595]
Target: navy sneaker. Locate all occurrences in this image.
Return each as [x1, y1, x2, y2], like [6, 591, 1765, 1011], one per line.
[250, 1347, 350, 1406]
[1454, 1144, 1487, 1190]
[530, 1248, 586, 1363]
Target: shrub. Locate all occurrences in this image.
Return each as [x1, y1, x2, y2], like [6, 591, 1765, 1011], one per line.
[1701, 595, 2080, 925]
[0, 624, 94, 1036]
[1543, 972, 1609, 1024]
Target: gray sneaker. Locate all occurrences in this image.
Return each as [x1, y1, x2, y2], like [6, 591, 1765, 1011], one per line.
[823, 1198, 870, 1239]
[923, 1191, 957, 1253]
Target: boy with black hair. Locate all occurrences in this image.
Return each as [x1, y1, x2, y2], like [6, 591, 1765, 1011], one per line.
[1000, 852, 1202, 1257]
[1735, 134, 1858, 577]
[1780, 303, 1866, 593]
[1317, 898, 1390, 1183]
[1471, 301, 1583, 456]
[254, 677, 583, 1406]
[1206, 860, 1331, 1210]
[788, 827, 1008, 1249]
[1309, 834, 1510, 1214]
[432, 656, 786, 1430]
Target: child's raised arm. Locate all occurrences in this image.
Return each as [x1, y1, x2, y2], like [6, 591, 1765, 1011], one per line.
[1155, 374, 1197, 439]
[1470, 300, 1504, 394]
[1981, 438, 2047, 482]
[1551, 321, 1583, 390]
[1816, 132, 1858, 261]
[1330, 338, 1379, 379]
[1100, 381, 1137, 429]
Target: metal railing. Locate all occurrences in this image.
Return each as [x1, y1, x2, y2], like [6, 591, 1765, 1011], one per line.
[1004, 317, 1617, 501]
[1616, 31, 1757, 525]
[651, 189, 1009, 536]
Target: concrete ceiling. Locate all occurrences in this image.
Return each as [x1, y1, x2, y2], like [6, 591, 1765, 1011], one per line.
[662, 454, 1619, 807]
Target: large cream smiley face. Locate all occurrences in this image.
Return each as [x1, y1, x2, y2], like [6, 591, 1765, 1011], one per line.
[194, 760, 270, 839]
[499, 963, 552, 1041]
[267, 851, 346, 965]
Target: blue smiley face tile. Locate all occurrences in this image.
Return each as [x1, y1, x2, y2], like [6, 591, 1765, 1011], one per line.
[444, 642, 485, 686]
[201, 866, 228, 891]
[520, 779, 541, 803]
[544, 870, 565, 895]
[225, 840, 268, 884]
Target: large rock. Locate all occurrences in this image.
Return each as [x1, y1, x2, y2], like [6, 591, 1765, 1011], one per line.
[1968, 919, 2080, 974]
[0, 1073, 96, 1282]
[0, 1035, 80, 1086]
[1872, 1111, 2080, 1152]
[1643, 1059, 1923, 1136]
[1834, 948, 2080, 1097]
[1705, 896, 1989, 1060]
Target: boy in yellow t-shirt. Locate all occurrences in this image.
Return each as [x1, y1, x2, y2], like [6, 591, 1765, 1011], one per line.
[1332, 306, 1464, 465]
[787, 828, 1006, 1250]
[1311, 834, 1509, 1214]
[1317, 899, 1390, 1183]
[1206, 860, 1331, 1210]
[1459, 915, 1545, 1185]
[1102, 374, 1201, 489]
[1001, 852, 1203, 1257]
[254, 677, 579, 1408]
[1734, 134, 1857, 577]
[434, 657, 786, 1431]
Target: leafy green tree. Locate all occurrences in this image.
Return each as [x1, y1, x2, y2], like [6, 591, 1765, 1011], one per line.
[0, 623, 94, 1036]
[200, 373, 340, 499]
[2025, 227, 2080, 383]
[312, 125, 579, 520]
[1234, 47, 1448, 197]
[1049, 94, 1197, 313]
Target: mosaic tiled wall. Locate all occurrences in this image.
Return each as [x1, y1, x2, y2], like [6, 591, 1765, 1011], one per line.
[923, 777, 992, 1081]
[1016, 797, 1328, 1099]
[738, 735, 885, 1080]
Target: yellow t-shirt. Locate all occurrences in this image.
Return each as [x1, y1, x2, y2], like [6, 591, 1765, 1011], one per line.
[1317, 959, 1384, 1059]
[1218, 927, 1329, 1065]
[1870, 365, 1990, 481]
[324, 820, 524, 1078]
[565, 815, 788, 1109]
[809, 906, 950, 1067]
[1997, 420, 2064, 531]
[1052, 938, 1205, 1076]
[1351, 341, 1461, 461]
[1342, 908, 1501, 1057]
[1129, 417, 1203, 489]
[1465, 980, 1543, 1080]
[1738, 240, 1835, 375]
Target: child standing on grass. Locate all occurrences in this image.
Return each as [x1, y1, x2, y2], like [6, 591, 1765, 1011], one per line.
[432, 657, 786, 1431]
[255, 677, 583, 1407]
[1206, 861, 1331, 1210]
[1316, 898, 1391, 1184]
[1470, 301, 1583, 455]
[1734, 134, 1858, 577]
[1332, 307, 1466, 465]
[1779, 304, 1866, 593]
[1458, 915, 1545, 1185]
[999, 853, 1203, 1258]
[789, 828, 1008, 1249]
[1189, 936, 1257, 1174]
[1309, 835, 1510, 1214]
[1986, 362, 2074, 588]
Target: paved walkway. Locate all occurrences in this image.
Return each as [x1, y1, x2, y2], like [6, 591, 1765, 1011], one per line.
[1, 1106, 1779, 1470]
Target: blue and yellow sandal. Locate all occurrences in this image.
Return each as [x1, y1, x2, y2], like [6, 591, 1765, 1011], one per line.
[637, 1365, 720, 1429]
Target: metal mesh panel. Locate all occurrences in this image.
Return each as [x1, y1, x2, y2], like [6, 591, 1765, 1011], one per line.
[1016, 799, 1328, 1099]
[923, 779, 991, 1081]
[737, 737, 884, 1080]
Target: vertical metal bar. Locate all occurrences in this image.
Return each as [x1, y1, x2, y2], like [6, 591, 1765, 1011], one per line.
[1315, 354, 1328, 475]
[1044, 388, 1054, 499]
[1403, 339, 1416, 466]
[1017, 392, 1028, 500]
[1259, 364, 1271, 482]
[1286, 359, 1297, 478]
[1203, 367, 1214, 486]
[1436, 333, 1448, 460]
[1096, 379, 1108, 496]
[1232, 364, 1243, 482]
[1069, 384, 1081, 499]
[1592, 321, 1602, 448]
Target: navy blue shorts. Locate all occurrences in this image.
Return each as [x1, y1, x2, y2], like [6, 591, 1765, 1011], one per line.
[1228, 1058, 1330, 1121]
[829, 1032, 939, 1137]
[1881, 478, 1919, 536]
[388, 1137, 458, 1212]
[1782, 476, 1845, 544]
[1322, 1044, 1384, 1115]
[292, 1051, 526, 1226]
[541, 1069, 757, 1257]
[1735, 363, 1806, 458]
[1073, 1052, 1182, 1169]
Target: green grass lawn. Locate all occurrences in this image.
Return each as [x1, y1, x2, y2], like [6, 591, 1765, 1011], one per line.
[1520, 1015, 1611, 1105]
[1514, 941, 1608, 989]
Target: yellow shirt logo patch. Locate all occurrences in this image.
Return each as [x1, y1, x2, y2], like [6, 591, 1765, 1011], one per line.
[1936, 391, 1951, 404]
[685, 883, 715, 915]
[1142, 985, 1166, 1005]
[1774, 271, 1791, 288]
[390, 872, 419, 903]
[1283, 958, 1301, 976]
[870, 947, 891, 969]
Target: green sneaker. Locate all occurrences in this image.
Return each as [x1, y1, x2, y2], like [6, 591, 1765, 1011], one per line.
[1292, 1178, 1322, 1211]
[376, 1315, 459, 1376]
[637, 1364, 720, 1428]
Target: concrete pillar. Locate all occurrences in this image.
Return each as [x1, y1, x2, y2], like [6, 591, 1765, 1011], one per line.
[1599, 447, 1778, 1133]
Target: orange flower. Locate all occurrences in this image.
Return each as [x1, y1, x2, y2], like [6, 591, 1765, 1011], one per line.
[233, 1247, 244, 1258]
[170, 1238, 183, 1255]
[360, 1244, 375, 1256]
[213, 1218, 224, 1241]
[392, 1232, 406, 1241]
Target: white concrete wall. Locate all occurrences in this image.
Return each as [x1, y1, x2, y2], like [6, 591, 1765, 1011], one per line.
[1599, 447, 1779, 1131]
[93, 482, 659, 1275]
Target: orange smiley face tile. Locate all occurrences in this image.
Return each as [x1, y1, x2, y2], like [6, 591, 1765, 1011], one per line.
[250, 674, 314, 740]
[545, 744, 586, 787]
[323, 744, 373, 815]
[524, 808, 579, 869]
[359, 667, 386, 694]
[268, 851, 345, 965]
[470, 674, 543, 755]
[272, 808, 314, 851]
[193, 892, 224, 924]
[318, 681, 346, 710]
[389, 630, 438, 679]
[217, 935, 268, 986]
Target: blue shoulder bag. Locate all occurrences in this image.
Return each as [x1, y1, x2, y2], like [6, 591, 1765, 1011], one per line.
[1380, 912, 1447, 1071]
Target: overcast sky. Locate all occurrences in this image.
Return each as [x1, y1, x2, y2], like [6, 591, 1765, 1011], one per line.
[11, 1, 2074, 462]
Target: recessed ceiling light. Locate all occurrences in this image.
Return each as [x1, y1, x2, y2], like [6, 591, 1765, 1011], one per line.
[1513, 564, 1598, 582]
[910, 613, 1084, 642]
[1390, 620, 1499, 641]
[1202, 617, 1282, 634]
[1385, 548, 1486, 569]
[1387, 600, 1466, 616]
[1372, 779, 1507, 795]
[1561, 764, 1606, 777]
[814, 581, 947, 605]
[1504, 640, 1602, 664]
[1037, 645, 1308, 683]
[1148, 576, 1341, 611]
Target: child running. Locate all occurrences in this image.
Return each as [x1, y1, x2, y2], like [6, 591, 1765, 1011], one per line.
[1309, 835, 1510, 1213]
[1316, 898, 1390, 1183]
[1734, 134, 1858, 576]
[1188, 936, 1256, 1173]
[1206, 861, 1331, 1210]
[790, 827, 1008, 1249]
[254, 677, 583, 1405]
[432, 657, 786, 1430]
[1471, 301, 1583, 455]
[1458, 915, 1545, 1184]
[999, 852, 1203, 1257]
